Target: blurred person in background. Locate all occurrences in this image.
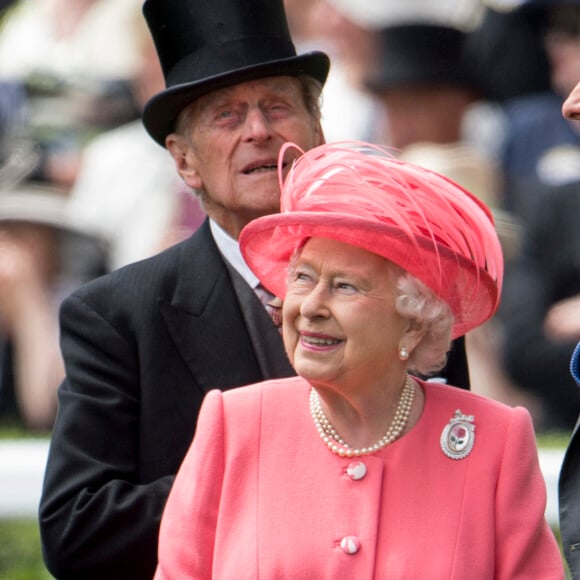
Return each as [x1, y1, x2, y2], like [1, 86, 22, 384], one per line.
[467, 0, 580, 221]
[66, 7, 204, 270]
[284, 0, 383, 143]
[365, 19, 484, 153]
[0, 140, 106, 431]
[498, 175, 580, 431]
[474, 0, 580, 431]
[0, 0, 143, 188]
[362, 10, 523, 404]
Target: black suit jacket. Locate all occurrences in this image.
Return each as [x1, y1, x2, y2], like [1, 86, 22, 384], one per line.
[39, 219, 469, 579]
[560, 419, 580, 578]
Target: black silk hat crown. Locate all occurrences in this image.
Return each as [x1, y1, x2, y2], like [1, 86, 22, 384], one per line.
[142, 0, 330, 146]
[365, 23, 482, 95]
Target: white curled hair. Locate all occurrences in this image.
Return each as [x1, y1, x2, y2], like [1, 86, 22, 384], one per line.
[394, 272, 454, 377]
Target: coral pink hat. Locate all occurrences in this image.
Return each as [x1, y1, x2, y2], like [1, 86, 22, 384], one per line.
[239, 141, 504, 338]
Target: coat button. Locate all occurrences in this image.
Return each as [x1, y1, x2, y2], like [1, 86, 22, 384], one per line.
[340, 536, 361, 555]
[346, 461, 367, 480]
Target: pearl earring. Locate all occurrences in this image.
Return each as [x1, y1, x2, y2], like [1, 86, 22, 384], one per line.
[399, 346, 409, 360]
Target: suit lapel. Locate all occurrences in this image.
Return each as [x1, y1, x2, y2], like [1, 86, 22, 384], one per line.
[225, 261, 294, 379]
[159, 221, 291, 394]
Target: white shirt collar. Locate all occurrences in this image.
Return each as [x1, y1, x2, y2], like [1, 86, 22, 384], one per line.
[209, 219, 260, 289]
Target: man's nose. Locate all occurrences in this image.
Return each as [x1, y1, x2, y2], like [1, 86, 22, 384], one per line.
[241, 107, 272, 141]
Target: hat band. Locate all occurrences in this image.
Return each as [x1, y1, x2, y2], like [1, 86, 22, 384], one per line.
[166, 37, 298, 88]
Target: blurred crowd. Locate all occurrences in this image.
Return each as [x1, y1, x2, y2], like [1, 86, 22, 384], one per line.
[1, 0, 579, 434]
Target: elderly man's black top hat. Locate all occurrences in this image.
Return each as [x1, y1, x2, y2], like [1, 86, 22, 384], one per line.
[142, 0, 330, 146]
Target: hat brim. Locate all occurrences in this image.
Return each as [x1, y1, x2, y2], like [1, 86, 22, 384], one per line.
[365, 69, 479, 94]
[240, 212, 499, 339]
[143, 51, 330, 146]
[0, 188, 84, 235]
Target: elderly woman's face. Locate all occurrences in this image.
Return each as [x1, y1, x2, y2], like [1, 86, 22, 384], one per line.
[283, 237, 408, 392]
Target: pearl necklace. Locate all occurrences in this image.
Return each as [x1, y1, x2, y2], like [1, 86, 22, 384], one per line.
[309, 375, 415, 457]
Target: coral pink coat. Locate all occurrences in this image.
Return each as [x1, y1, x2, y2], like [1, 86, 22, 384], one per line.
[155, 377, 564, 579]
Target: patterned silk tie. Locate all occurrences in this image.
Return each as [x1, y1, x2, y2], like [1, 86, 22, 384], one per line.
[255, 284, 282, 329]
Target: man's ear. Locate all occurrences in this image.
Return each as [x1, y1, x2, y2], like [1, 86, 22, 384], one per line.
[166, 134, 202, 189]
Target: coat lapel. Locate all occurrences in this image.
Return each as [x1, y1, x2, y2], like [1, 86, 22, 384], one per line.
[159, 221, 291, 393]
[225, 261, 294, 379]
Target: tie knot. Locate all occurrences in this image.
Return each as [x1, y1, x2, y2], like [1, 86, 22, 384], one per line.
[255, 283, 282, 329]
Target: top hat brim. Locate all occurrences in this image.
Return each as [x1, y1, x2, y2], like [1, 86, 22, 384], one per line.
[143, 51, 330, 146]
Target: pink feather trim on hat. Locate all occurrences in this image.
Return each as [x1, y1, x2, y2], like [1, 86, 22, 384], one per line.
[240, 141, 504, 338]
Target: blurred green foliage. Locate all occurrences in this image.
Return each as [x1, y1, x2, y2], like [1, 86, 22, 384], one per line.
[0, 519, 52, 580]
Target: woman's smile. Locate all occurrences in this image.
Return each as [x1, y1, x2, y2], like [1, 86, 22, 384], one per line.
[299, 331, 344, 351]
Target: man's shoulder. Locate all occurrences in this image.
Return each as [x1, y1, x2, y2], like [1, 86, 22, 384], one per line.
[76, 241, 184, 296]
[63, 227, 215, 313]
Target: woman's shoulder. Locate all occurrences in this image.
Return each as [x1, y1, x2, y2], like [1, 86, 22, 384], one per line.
[204, 378, 312, 446]
[421, 378, 530, 423]
[217, 376, 310, 409]
[418, 379, 536, 458]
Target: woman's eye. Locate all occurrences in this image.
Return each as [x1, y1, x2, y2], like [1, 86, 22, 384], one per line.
[291, 270, 314, 286]
[337, 282, 357, 293]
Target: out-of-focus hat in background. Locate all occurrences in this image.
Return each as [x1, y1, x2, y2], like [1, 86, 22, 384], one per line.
[0, 138, 76, 233]
[364, 22, 485, 96]
[0, 137, 108, 278]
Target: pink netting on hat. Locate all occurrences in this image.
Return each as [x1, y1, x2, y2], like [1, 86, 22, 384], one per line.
[240, 141, 504, 337]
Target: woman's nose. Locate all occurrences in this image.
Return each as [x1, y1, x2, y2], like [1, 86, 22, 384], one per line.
[300, 283, 330, 318]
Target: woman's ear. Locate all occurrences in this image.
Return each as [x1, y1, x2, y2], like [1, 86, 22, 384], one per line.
[166, 134, 203, 189]
[400, 319, 426, 357]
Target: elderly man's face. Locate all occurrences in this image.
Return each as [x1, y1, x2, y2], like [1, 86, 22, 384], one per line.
[167, 76, 323, 239]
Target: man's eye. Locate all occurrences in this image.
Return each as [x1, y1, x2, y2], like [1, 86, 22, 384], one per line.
[266, 102, 292, 115]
